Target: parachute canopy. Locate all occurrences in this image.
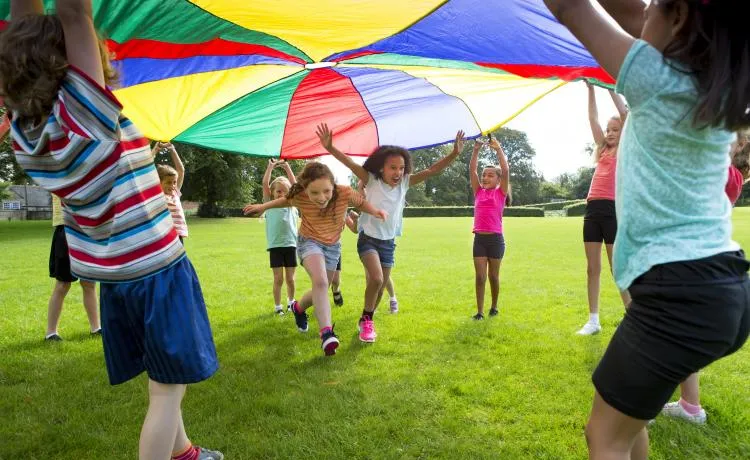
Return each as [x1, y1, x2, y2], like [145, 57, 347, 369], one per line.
[0, 0, 612, 158]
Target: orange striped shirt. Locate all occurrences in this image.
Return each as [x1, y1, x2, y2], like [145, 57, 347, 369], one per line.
[289, 186, 365, 245]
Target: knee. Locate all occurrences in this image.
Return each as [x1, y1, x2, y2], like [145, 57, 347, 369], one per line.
[586, 263, 601, 278]
[488, 274, 499, 284]
[368, 274, 384, 288]
[312, 277, 329, 291]
[55, 282, 71, 295]
[475, 273, 487, 284]
[80, 281, 96, 293]
[273, 274, 284, 287]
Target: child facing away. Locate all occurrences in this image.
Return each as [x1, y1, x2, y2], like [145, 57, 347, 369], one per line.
[317, 123, 464, 342]
[262, 159, 298, 315]
[469, 136, 510, 320]
[544, 0, 750, 458]
[154, 142, 189, 243]
[0, 2, 222, 459]
[243, 161, 386, 355]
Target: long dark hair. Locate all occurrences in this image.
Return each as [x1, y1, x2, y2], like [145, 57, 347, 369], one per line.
[362, 145, 412, 181]
[657, 0, 749, 131]
[287, 162, 339, 217]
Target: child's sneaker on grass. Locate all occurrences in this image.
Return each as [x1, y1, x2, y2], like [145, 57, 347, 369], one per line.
[661, 401, 707, 425]
[290, 301, 308, 332]
[489, 307, 498, 317]
[576, 322, 601, 336]
[45, 333, 62, 342]
[332, 290, 344, 307]
[472, 313, 484, 320]
[197, 446, 224, 460]
[274, 305, 284, 316]
[321, 329, 340, 356]
[358, 317, 377, 342]
[389, 298, 399, 314]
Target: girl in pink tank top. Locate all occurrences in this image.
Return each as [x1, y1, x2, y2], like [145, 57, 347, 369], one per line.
[469, 135, 510, 320]
[577, 82, 632, 337]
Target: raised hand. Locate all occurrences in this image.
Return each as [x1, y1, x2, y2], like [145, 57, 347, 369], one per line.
[316, 123, 334, 151]
[243, 203, 263, 215]
[452, 130, 466, 154]
[489, 137, 501, 150]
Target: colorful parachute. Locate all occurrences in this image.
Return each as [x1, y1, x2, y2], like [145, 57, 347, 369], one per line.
[0, 0, 612, 159]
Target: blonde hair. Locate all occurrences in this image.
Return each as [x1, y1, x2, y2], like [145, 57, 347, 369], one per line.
[595, 116, 622, 162]
[270, 176, 291, 194]
[156, 164, 177, 180]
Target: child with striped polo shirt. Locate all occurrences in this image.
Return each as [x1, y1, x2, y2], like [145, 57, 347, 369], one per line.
[155, 142, 189, 243]
[0, 1, 221, 458]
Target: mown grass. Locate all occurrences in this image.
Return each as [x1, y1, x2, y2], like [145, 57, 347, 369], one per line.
[1, 212, 748, 459]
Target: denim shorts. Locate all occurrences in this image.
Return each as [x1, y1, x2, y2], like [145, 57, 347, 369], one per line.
[297, 236, 342, 272]
[357, 232, 396, 268]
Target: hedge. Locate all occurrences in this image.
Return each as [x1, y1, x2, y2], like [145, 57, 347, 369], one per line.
[403, 206, 544, 217]
[563, 201, 587, 217]
[527, 199, 586, 211]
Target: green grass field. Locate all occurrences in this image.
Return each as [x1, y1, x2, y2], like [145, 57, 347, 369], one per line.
[1, 213, 749, 459]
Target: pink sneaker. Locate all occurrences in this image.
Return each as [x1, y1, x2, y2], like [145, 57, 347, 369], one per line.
[358, 318, 377, 342]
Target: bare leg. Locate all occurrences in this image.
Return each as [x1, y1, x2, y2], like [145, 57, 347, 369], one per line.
[271, 267, 284, 307]
[487, 258, 502, 310]
[330, 269, 341, 293]
[47, 281, 71, 336]
[299, 254, 334, 329]
[473, 257, 488, 315]
[361, 252, 384, 315]
[385, 277, 395, 298]
[585, 391, 649, 460]
[171, 409, 190, 456]
[284, 266, 296, 303]
[585, 242, 603, 316]
[140, 380, 186, 460]
[605, 244, 631, 308]
[374, 267, 392, 310]
[79, 281, 100, 332]
[679, 373, 701, 406]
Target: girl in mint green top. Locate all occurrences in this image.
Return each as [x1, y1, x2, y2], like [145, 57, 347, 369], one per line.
[262, 160, 299, 315]
[545, 0, 749, 458]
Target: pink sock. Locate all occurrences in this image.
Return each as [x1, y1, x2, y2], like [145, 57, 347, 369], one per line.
[320, 326, 332, 337]
[679, 398, 702, 415]
[172, 445, 199, 460]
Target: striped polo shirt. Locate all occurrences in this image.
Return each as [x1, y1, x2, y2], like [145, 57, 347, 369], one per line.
[165, 190, 188, 237]
[289, 186, 365, 245]
[11, 67, 185, 282]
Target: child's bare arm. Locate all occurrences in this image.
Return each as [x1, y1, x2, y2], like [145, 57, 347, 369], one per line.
[316, 123, 369, 185]
[262, 159, 276, 200]
[597, 0, 646, 38]
[587, 82, 605, 146]
[166, 143, 185, 190]
[357, 199, 387, 222]
[609, 90, 629, 124]
[281, 161, 297, 185]
[243, 197, 289, 216]
[489, 138, 510, 195]
[11, 0, 43, 18]
[543, 0, 635, 80]
[56, 0, 106, 87]
[469, 142, 481, 194]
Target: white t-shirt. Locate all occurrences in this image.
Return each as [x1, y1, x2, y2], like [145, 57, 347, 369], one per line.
[358, 172, 409, 240]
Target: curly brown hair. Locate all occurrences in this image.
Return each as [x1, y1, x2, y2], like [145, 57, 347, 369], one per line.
[287, 162, 339, 218]
[362, 145, 412, 181]
[0, 14, 118, 121]
[732, 142, 750, 180]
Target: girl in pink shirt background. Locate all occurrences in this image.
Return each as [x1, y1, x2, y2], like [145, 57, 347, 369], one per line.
[469, 135, 510, 320]
[577, 83, 631, 336]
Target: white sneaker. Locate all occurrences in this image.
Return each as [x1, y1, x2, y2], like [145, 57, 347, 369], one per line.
[274, 306, 284, 315]
[661, 401, 707, 425]
[576, 322, 601, 335]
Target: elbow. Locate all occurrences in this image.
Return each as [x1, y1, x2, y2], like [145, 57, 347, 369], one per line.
[56, 0, 92, 21]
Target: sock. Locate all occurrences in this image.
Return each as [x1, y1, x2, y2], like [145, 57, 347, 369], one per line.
[320, 326, 332, 337]
[275, 304, 283, 311]
[172, 444, 199, 460]
[361, 310, 373, 321]
[589, 313, 600, 325]
[390, 295, 397, 301]
[287, 298, 295, 306]
[678, 398, 702, 415]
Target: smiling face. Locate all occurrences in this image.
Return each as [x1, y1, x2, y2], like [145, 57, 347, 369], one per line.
[306, 177, 334, 208]
[605, 118, 623, 147]
[271, 181, 290, 200]
[160, 175, 177, 195]
[481, 167, 501, 189]
[381, 154, 406, 186]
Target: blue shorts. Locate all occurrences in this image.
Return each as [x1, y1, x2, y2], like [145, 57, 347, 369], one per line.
[297, 236, 341, 272]
[99, 256, 219, 385]
[357, 232, 396, 268]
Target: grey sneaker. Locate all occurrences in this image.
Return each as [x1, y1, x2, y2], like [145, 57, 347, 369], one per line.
[389, 298, 399, 314]
[197, 447, 224, 460]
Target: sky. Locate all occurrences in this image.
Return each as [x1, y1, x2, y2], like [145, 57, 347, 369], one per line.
[321, 83, 622, 184]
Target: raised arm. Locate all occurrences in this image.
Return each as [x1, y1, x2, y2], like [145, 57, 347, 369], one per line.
[11, 0, 43, 18]
[316, 123, 369, 184]
[410, 130, 465, 186]
[609, 89, 628, 123]
[489, 138, 510, 195]
[243, 196, 290, 216]
[543, 0, 636, 80]
[587, 82, 605, 147]
[56, 0, 106, 87]
[166, 143, 185, 190]
[281, 161, 297, 185]
[597, 0, 646, 38]
[469, 141, 481, 194]
[262, 159, 276, 200]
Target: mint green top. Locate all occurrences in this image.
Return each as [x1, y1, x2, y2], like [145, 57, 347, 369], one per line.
[613, 40, 739, 289]
[265, 207, 298, 249]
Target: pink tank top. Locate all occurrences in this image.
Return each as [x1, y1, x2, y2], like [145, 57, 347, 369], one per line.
[473, 187, 507, 234]
[588, 148, 617, 201]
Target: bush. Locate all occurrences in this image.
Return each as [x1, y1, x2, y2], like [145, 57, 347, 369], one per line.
[564, 201, 587, 217]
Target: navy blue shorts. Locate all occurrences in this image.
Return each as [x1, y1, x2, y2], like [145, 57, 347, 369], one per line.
[99, 256, 219, 385]
[357, 232, 396, 268]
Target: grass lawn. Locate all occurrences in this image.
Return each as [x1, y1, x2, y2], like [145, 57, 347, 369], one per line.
[1, 212, 749, 459]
